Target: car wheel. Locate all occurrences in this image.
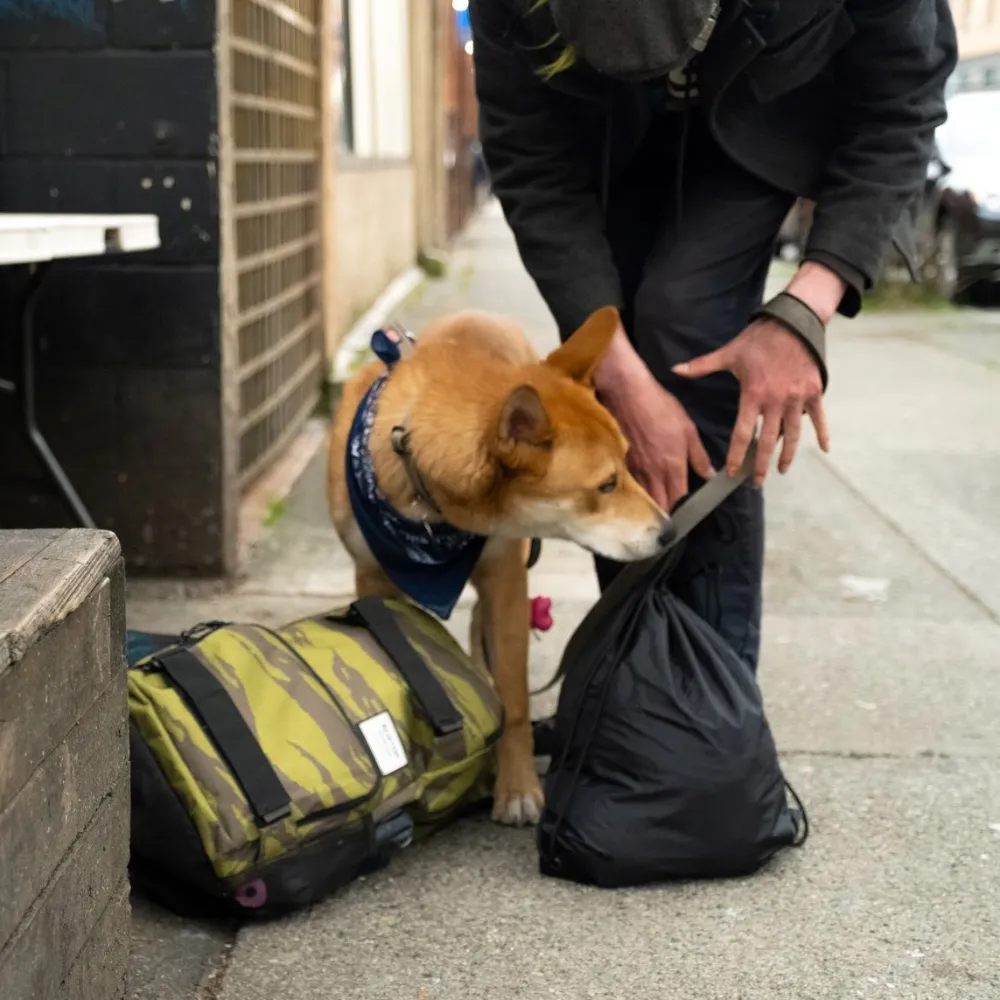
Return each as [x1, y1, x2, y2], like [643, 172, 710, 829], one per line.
[925, 216, 962, 301]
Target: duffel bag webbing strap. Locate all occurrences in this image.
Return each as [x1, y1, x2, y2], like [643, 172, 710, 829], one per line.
[349, 597, 464, 740]
[154, 648, 292, 827]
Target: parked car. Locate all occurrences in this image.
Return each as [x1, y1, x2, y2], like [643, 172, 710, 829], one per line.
[918, 89, 1000, 301]
[774, 199, 814, 261]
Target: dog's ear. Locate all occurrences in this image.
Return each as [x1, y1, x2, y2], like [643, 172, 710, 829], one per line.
[499, 385, 552, 447]
[495, 386, 553, 471]
[544, 305, 620, 385]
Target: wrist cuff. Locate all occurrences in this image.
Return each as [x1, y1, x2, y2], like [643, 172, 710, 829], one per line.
[752, 292, 829, 391]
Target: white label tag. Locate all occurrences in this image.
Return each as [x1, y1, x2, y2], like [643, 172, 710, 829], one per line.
[358, 711, 408, 776]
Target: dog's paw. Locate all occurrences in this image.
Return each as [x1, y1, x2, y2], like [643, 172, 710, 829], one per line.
[491, 773, 544, 827]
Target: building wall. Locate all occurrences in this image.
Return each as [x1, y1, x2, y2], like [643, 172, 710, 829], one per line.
[410, 0, 450, 256]
[0, 0, 226, 575]
[327, 0, 420, 352]
[443, 4, 480, 239]
[332, 159, 417, 336]
[952, 0, 1000, 59]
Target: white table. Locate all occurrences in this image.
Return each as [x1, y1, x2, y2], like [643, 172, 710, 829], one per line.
[0, 214, 160, 528]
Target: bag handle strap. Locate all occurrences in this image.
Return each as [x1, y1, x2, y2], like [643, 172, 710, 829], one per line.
[154, 648, 292, 827]
[537, 439, 760, 698]
[670, 439, 758, 545]
[597, 439, 758, 608]
[348, 598, 465, 740]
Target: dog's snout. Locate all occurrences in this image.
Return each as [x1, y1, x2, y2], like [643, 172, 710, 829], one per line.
[657, 517, 676, 549]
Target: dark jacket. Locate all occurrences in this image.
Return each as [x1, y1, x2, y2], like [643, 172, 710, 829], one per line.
[470, 0, 958, 336]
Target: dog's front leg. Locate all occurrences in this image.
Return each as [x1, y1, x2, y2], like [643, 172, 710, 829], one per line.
[473, 541, 543, 826]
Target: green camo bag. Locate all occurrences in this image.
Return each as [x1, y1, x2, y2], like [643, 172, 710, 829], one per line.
[127, 597, 503, 916]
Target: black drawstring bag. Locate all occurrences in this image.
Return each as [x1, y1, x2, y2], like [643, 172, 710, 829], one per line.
[537, 443, 808, 886]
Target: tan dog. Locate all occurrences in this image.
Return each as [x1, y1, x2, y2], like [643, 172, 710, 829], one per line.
[326, 305, 672, 825]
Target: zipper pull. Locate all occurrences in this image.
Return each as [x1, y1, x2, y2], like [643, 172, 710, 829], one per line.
[180, 620, 228, 644]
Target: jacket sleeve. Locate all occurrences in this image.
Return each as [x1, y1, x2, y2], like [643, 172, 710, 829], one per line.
[804, 0, 958, 309]
[470, 0, 622, 338]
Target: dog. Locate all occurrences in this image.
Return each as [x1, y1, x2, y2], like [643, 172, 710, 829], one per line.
[326, 305, 673, 826]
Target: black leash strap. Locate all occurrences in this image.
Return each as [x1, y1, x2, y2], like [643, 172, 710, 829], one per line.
[527, 538, 542, 569]
[349, 597, 464, 737]
[154, 647, 292, 826]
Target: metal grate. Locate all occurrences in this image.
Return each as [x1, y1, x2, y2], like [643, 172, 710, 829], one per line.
[226, 0, 324, 487]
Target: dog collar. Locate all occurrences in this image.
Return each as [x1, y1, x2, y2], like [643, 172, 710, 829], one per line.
[344, 330, 487, 620]
[372, 326, 444, 518]
[389, 425, 442, 517]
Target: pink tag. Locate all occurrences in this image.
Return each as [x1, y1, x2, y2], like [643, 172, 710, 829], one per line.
[530, 596, 553, 632]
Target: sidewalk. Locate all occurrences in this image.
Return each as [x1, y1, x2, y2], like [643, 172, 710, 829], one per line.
[127, 202, 1000, 1000]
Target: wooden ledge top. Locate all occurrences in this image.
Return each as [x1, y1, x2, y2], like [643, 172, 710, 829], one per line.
[0, 529, 122, 674]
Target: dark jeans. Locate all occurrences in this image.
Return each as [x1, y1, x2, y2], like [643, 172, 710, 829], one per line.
[594, 110, 794, 672]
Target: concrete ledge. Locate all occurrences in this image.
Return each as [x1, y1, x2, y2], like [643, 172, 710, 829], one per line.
[0, 529, 129, 1000]
[1, 779, 130, 997]
[0, 528, 121, 671]
[60, 879, 130, 1000]
[0, 685, 128, 947]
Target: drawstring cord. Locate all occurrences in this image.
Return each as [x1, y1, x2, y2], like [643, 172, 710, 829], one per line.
[786, 779, 810, 847]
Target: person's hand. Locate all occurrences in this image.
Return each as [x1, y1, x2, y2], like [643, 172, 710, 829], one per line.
[672, 321, 826, 486]
[672, 262, 845, 487]
[595, 326, 714, 511]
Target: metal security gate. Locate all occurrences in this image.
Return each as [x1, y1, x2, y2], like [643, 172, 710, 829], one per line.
[220, 0, 325, 489]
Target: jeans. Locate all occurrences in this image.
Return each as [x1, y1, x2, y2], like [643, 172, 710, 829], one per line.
[594, 110, 795, 672]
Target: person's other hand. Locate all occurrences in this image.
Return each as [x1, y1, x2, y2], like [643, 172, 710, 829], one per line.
[672, 262, 845, 486]
[595, 326, 714, 511]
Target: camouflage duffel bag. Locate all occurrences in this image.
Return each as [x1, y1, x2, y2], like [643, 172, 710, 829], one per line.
[127, 597, 503, 917]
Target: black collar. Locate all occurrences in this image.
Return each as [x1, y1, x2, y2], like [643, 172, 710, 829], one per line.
[389, 425, 442, 517]
[375, 325, 443, 518]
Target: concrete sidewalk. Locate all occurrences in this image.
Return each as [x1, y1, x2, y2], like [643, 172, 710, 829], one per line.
[127, 202, 1000, 999]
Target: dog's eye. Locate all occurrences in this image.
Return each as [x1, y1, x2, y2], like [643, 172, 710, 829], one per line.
[597, 474, 618, 494]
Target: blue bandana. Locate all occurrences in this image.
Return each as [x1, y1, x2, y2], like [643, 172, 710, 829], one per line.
[344, 357, 486, 620]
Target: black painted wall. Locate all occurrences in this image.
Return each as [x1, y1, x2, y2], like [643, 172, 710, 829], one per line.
[0, 0, 226, 575]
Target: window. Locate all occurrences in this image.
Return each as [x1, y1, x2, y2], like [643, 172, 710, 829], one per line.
[340, 0, 412, 160]
[336, 0, 355, 151]
[969, 0, 990, 26]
